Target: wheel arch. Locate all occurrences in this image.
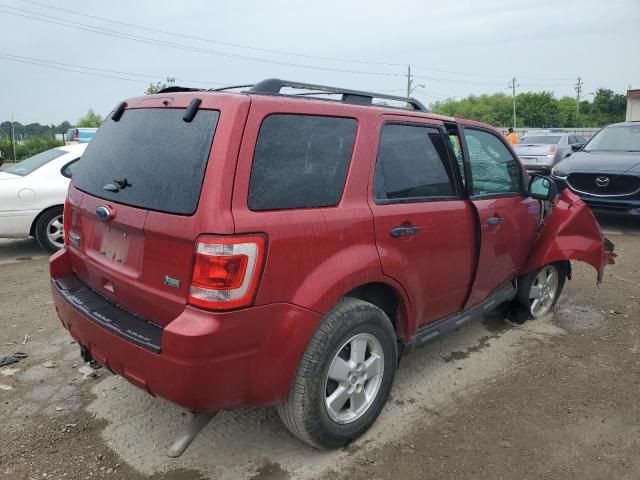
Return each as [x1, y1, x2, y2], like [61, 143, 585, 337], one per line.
[29, 204, 63, 237]
[521, 190, 614, 282]
[287, 244, 414, 342]
[345, 282, 412, 342]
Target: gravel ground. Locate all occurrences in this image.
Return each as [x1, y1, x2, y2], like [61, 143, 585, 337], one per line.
[0, 215, 638, 480]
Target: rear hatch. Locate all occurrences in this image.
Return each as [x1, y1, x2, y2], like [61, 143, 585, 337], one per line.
[65, 97, 236, 327]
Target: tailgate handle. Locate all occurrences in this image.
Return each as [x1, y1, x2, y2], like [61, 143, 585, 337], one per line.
[390, 226, 421, 237]
[487, 216, 504, 226]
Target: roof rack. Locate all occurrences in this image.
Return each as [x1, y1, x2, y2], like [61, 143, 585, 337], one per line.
[156, 78, 429, 112]
[157, 86, 203, 93]
[248, 78, 428, 112]
[209, 84, 254, 92]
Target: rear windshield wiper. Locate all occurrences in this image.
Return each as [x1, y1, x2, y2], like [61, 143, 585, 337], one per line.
[104, 177, 131, 192]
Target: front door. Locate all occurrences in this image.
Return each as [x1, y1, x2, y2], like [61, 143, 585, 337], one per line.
[369, 117, 476, 328]
[460, 126, 540, 308]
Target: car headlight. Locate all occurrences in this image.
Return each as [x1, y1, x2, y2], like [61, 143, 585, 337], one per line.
[551, 167, 568, 179]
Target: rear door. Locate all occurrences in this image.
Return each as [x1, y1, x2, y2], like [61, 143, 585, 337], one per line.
[66, 94, 249, 326]
[460, 125, 539, 308]
[369, 116, 476, 326]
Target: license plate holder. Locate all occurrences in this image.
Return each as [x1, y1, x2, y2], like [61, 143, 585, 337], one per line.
[99, 226, 130, 265]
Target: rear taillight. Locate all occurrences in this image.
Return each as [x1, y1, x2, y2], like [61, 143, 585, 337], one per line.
[188, 235, 266, 311]
[547, 145, 557, 157]
[63, 196, 71, 245]
[73, 130, 79, 142]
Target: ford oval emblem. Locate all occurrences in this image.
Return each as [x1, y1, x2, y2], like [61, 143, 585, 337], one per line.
[96, 205, 114, 220]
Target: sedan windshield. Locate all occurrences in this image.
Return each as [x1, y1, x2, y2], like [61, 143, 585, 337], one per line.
[520, 136, 561, 144]
[5, 148, 67, 176]
[584, 125, 640, 152]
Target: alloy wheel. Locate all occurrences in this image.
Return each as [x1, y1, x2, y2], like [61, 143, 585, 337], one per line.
[324, 333, 384, 424]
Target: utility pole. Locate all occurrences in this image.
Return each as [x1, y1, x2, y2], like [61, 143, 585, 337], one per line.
[406, 65, 412, 98]
[575, 76, 583, 119]
[510, 77, 518, 128]
[10, 114, 16, 162]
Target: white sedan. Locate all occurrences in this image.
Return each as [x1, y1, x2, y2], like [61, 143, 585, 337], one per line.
[0, 143, 87, 252]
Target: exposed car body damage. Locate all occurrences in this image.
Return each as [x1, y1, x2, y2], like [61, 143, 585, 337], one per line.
[522, 188, 616, 282]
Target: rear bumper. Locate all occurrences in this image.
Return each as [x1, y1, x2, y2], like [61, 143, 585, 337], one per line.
[50, 248, 322, 411]
[520, 156, 555, 170]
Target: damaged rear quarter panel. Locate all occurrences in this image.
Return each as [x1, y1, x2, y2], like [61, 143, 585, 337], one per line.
[522, 189, 613, 282]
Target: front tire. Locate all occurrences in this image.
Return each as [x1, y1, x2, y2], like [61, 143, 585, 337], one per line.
[517, 263, 566, 319]
[35, 207, 64, 253]
[277, 298, 397, 449]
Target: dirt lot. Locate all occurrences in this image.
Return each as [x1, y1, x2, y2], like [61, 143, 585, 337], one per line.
[1, 215, 639, 480]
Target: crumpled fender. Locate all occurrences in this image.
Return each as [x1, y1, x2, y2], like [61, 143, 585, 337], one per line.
[521, 189, 615, 282]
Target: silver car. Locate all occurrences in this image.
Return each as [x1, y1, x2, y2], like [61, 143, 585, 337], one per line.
[514, 131, 587, 172]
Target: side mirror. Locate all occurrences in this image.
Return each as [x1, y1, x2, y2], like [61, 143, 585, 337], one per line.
[528, 175, 557, 201]
[571, 143, 584, 152]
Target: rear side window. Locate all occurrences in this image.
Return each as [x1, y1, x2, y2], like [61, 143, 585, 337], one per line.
[61, 159, 80, 178]
[73, 108, 219, 215]
[374, 123, 457, 202]
[248, 114, 357, 211]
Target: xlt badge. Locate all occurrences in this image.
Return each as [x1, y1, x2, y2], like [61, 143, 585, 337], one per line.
[163, 276, 181, 288]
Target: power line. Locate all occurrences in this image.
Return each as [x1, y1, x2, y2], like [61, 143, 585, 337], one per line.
[0, 6, 404, 78]
[0, 54, 151, 84]
[411, 72, 571, 88]
[0, 52, 227, 86]
[18, 0, 579, 83]
[0, 51, 454, 101]
[17, 0, 406, 68]
[2, 3, 578, 90]
[410, 64, 574, 82]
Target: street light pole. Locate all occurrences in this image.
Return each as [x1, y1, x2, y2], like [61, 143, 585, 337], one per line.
[510, 77, 518, 129]
[11, 114, 17, 162]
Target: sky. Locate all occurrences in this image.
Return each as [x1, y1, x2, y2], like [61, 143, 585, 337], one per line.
[1, 0, 639, 125]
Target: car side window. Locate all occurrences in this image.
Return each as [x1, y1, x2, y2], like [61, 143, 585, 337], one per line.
[374, 123, 457, 202]
[248, 114, 357, 211]
[464, 128, 522, 196]
[60, 159, 79, 178]
[569, 135, 577, 144]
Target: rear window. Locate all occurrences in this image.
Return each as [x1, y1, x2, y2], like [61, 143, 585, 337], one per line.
[248, 114, 357, 211]
[5, 148, 67, 176]
[73, 108, 219, 215]
[520, 136, 561, 144]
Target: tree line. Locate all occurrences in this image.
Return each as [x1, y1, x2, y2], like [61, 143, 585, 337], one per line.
[0, 88, 629, 161]
[0, 110, 103, 161]
[430, 88, 627, 128]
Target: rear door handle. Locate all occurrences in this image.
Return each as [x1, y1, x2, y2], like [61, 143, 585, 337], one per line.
[390, 226, 421, 237]
[487, 216, 504, 226]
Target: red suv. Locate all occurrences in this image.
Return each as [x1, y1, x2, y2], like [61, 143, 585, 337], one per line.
[50, 79, 613, 449]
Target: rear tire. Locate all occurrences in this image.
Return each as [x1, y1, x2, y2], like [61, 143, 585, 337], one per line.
[277, 297, 397, 449]
[35, 207, 64, 253]
[517, 262, 566, 319]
